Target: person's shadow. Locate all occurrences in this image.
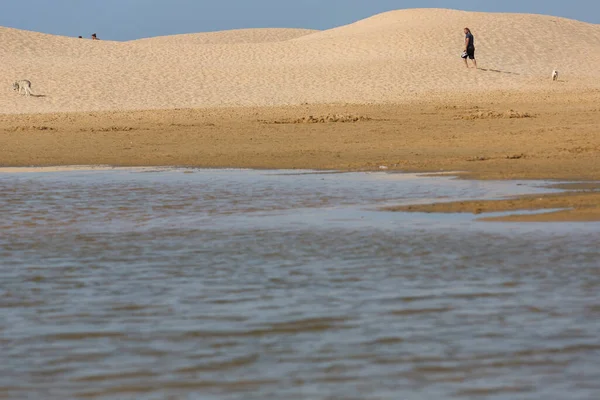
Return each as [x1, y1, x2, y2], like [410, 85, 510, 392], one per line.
[479, 68, 520, 75]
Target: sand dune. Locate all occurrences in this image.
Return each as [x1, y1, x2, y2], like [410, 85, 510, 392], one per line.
[2, 8, 600, 114]
[131, 28, 317, 45]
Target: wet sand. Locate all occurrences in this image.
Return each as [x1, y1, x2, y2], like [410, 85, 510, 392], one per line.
[387, 182, 600, 222]
[1, 89, 599, 221]
[386, 191, 600, 222]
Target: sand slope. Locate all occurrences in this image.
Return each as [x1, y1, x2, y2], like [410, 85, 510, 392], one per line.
[131, 28, 317, 45]
[2, 8, 600, 113]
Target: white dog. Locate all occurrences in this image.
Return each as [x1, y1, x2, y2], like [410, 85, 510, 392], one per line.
[552, 70, 559, 81]
[13, 80, 33, 96]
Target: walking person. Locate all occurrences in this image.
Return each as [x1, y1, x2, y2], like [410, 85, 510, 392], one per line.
[462, 28, 477, 69]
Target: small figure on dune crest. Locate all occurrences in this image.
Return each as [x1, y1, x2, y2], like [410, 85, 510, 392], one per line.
[462, 27, 477, 69]
[552, 69, 559, 81]
[13, 80, 33, 97]
[91, 33, 99, 40]
[78, 35, 83, 38]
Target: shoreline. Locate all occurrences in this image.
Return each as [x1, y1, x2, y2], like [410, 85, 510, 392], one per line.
[2, 90, 599, 222]
[1, 164, 597, 223]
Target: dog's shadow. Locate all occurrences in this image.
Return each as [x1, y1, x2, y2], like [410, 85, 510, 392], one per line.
[31, 94, 47, 98]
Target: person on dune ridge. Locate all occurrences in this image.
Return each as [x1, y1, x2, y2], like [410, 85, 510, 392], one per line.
[463, 27, 477, 69]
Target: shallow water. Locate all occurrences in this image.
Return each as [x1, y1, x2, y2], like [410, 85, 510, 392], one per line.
[1, 168, 599, 400]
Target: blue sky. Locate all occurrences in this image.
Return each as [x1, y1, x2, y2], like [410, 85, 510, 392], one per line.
[1, 0, 597, 41]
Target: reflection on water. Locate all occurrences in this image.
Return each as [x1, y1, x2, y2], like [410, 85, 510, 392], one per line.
[1, 168, 599, 400]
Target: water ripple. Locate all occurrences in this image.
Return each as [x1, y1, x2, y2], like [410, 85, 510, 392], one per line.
[1, 168, 599, 399]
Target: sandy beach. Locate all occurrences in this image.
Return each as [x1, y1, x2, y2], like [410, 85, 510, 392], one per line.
[1, 8, 599, 221]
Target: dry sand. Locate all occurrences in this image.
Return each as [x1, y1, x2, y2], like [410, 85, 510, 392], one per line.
[1, 8, 599, 221]
[2, 8, 600, 113]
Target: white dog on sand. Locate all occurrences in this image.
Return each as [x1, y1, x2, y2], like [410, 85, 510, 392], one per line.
[13, 80, 33, 96]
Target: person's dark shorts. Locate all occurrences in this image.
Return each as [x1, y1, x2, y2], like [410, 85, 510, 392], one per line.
[467, 46, 475, 59]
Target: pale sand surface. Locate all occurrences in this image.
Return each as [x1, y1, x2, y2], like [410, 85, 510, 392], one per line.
[1, 8, 599, 221]
[2, 8, 600, 113]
